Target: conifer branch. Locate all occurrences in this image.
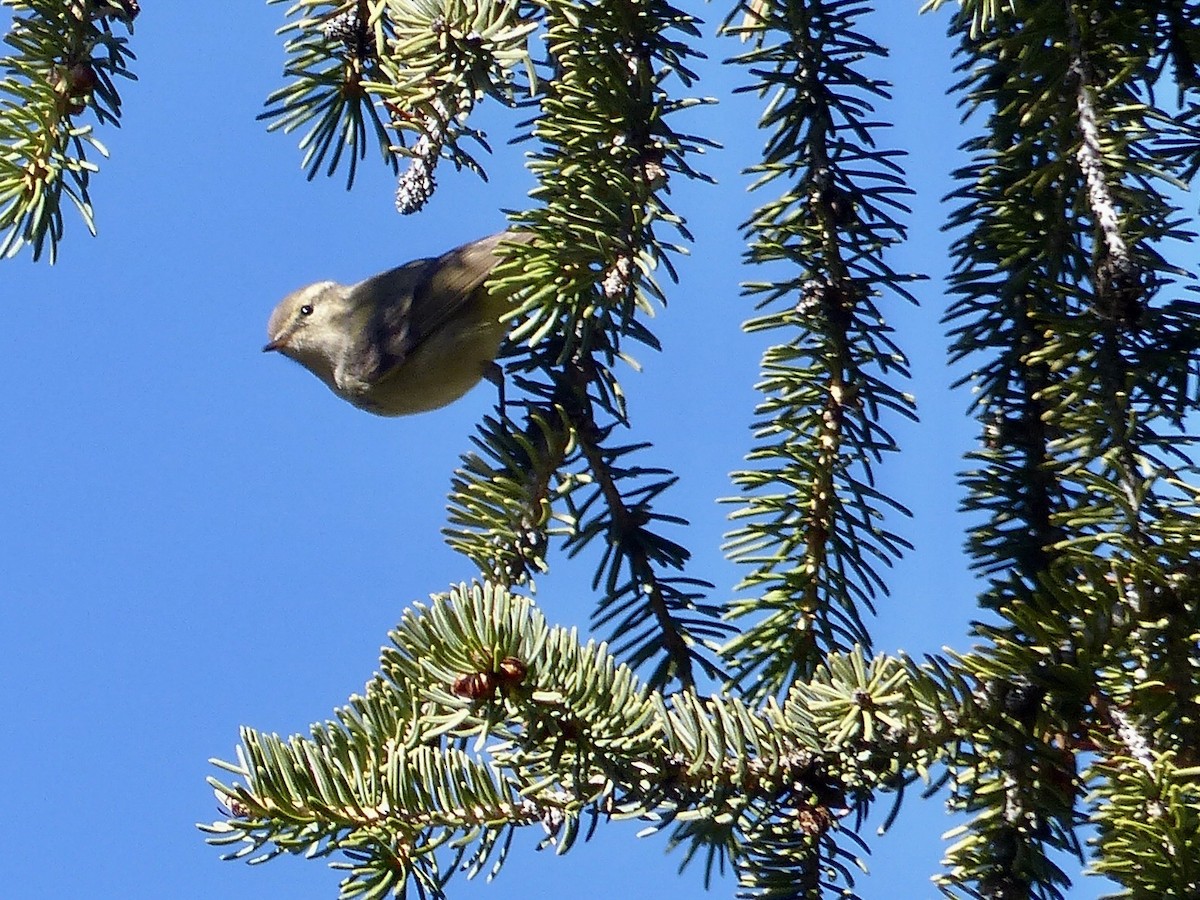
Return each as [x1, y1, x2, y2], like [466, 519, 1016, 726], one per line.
[0, 0, 136, 260]
[939, 3, 1200, 894]
[206, 584, 960, 900]
[721, 0, 918, 699]
[444, 0, 726, 691]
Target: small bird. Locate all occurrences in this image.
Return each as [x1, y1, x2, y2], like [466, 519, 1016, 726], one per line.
[264, 231, 527, 416]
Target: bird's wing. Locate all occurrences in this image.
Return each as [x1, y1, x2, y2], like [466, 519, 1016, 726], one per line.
[350, 231, 520, 385]
[342, 259, 424, 387]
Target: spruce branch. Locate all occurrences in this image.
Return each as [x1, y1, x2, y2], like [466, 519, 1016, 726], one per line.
[206, 584, 961, 900]
[377, 0, 536, 210]
[938, 3, 1200, 894]
[261, 0, 535, 194]
[260, 0, 395, 188]
[444, 0, 726, 692]
[443, 400, 572, 589]
[1087, 749, 1200, 893]
[0, 0, 136, 261]
[720, 0, 919, 699]
[560, 351, 723, 691]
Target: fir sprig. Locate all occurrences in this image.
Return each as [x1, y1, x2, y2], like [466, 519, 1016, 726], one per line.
[720, 0, 919, 700]
[205, 583, 949, 900]
[939, 2, 1200, 894]
[445, 0, 726, 692]
[0, 0, 136, 261]
[260, 0, 535, 202]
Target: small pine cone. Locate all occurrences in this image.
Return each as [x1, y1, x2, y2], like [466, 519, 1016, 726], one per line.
[67, 62, 97, 95]
[215, 788, 250, 819]
[795, 805, 833, 836]
[57, 65, 92, 114]
[323, 10, 355, 42]
[638, 146, 668, 190]
[641, 158, 667, 190]
[601, 253, 634, 299]
[395, 125, 445, 214]
[451, 671, 497, 700]
[796, 279, 827, 316]
[497, 657, 528, 686]
[395, 158, 436, 214]
[322, 8, 376, 59]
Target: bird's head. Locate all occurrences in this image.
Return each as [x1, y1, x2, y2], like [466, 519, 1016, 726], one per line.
[263, 281, 350, 359]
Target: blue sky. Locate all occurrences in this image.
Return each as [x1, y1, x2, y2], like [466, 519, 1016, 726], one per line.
[1, 3, 1117, 898]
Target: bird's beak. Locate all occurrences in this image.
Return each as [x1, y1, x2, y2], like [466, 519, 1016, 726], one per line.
[262, 338, 284, 353]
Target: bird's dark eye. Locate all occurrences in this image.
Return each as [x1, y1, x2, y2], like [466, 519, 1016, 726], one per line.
[300, 304, 314, 317]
